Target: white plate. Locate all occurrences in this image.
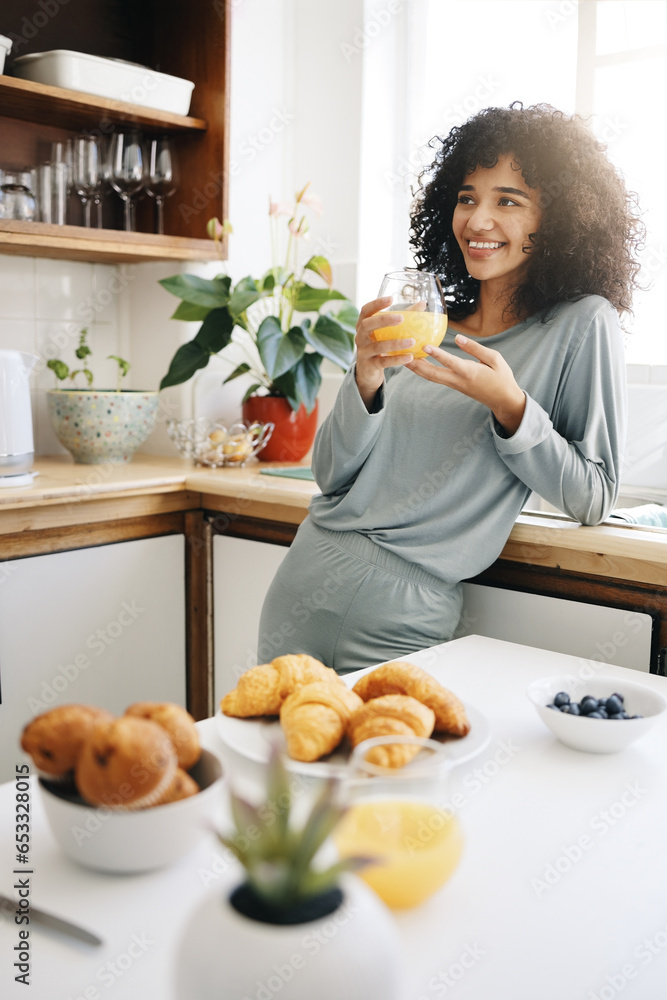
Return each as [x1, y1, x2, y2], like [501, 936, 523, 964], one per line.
[215, 702, 491, 778]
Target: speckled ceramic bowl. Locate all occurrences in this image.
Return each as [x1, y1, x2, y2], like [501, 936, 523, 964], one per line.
[47, 389, 159, 464]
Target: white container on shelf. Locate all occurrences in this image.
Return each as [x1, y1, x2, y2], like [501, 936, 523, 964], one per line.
[0, 33, 12, 73]
[12, 49, 194, 115]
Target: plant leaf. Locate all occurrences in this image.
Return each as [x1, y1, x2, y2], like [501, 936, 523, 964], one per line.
[107, 355, 130, 379]
[306, 314, 356, 370]
[159, 341, 209, 389]
[242, 382, 263, 403]
[291, 283, 348, 313]
[47, 359, 69, 381]
[171, 300, 213, 322]
[261, 267, 291, 292]
[271, 366, 321, 413]
[300, 857, 374, 898]
[329, 303, 359, 333]
[228, 276, 262, 318]
[194, 307, 235, 355]
[303, 255, 333, 287]
[222, 363, 252, 384]
[257, 317, 306, 380]
[159, 274, 231, 308]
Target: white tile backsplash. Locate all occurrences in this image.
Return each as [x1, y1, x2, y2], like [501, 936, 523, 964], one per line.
[0, 257, 122, 455]
[0, 258, 36, 319]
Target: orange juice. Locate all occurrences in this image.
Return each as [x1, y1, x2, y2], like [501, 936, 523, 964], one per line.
[372, 311, 448, 358]
[334, 799, 463, 909]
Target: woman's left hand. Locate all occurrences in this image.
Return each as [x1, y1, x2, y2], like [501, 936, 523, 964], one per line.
[406, 333, 526, 436]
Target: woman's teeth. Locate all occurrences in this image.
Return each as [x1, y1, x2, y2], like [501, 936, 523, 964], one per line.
[469, 241, 504, 249]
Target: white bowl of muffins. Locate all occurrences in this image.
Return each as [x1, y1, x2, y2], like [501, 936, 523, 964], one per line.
[20, 701, 224, 874]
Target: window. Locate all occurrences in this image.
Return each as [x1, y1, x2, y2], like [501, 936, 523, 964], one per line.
[578, 0, 667, 365]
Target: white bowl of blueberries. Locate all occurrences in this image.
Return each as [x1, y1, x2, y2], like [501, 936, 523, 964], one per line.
[527, 675, 667, 753]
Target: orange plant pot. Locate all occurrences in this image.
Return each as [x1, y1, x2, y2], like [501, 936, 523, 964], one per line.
[241, 396, 318, 462]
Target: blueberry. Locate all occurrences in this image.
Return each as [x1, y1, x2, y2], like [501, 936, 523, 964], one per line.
[580, 696, 599, 715]
[554, 692, 571, 708]
[596, 708, 609, 719]
[566, 703, 581, 715]
[630, 714, 644, 720]
[588, 711, 604, 719]
[546, 703, 558, 711]
[605, 695, 623, 716]
[611, 692, 625, 704]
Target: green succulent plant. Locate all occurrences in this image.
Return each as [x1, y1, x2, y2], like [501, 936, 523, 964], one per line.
[219, 747, 366, 910]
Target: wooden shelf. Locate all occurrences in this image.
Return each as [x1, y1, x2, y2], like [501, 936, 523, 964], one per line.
[0, 220, 219, 264]
[0, 76, 208, 134]
[0, 0, 229, 259]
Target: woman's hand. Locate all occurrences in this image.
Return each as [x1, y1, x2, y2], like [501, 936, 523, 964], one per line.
[406, 333, 527, 435]
[354, 296, 417, 411]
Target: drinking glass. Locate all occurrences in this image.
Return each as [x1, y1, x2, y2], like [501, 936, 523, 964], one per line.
[109, 132, 146, 231]
[71, 137, 102, 228]
[334, 736, 463, 909]
[375, 269, 448, 358]
[146, 136, 178, 235]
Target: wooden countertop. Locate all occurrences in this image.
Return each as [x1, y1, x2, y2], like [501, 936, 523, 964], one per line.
[1, 455, 666, 585]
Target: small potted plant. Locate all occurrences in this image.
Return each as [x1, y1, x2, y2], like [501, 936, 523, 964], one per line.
[174, 748, 405, 999]
[46, 329, 159, 464]
[159, 184, 358, 461]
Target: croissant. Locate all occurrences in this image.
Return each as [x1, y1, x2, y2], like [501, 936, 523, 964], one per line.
[221, 654, 339, 718]
[352, 661, 470, 737]
[280, 682, 363, 762]
[347, 694, 436, 768]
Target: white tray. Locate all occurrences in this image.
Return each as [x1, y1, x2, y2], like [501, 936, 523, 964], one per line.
[13, 49, 194, 115]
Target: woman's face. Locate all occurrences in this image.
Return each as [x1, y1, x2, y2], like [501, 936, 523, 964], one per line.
[452, 154, 542, 289]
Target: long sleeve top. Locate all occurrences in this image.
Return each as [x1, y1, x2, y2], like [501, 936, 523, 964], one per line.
[309, 295, 627, 585]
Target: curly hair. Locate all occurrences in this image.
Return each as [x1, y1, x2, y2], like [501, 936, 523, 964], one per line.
[410, 103, 644, 320]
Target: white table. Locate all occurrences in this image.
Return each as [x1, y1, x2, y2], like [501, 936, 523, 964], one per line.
[2, 635, 667, 1000]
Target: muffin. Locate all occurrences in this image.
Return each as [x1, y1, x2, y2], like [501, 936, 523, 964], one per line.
[124, 701, 201, 769]
[154, 768, 200, 805]
[76, 716, 178, 810]
[20, 704, 115, 780]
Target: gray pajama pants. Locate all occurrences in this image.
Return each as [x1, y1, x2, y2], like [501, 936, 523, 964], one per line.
[257, 517, 463, 674]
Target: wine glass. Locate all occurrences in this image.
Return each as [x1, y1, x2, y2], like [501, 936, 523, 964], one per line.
[108, 131, 146, 231]
[71, 137, 102, 228]
[375, 269, 448, 358]
[333, 735, 463, 909]
[146, 136, 179, 235]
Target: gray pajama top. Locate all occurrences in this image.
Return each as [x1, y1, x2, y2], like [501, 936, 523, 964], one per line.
[309, 295, 627, 585]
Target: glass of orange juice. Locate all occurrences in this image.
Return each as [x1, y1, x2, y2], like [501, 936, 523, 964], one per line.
[373, 269, 448, 358]
[333, 735, 463, 909]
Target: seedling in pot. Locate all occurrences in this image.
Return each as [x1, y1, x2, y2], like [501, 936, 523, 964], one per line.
[47, 328, 131, 391]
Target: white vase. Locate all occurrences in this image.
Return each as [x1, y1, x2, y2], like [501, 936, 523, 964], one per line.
[174, 873, 406, 1000]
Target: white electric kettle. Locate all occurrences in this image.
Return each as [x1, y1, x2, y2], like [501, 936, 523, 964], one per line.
[0, 349, 38, 486]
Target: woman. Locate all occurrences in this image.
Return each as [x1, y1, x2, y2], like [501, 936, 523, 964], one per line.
[258, 103, 644, 673]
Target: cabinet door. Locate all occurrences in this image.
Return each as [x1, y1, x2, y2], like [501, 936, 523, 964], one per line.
[213, 535, 288, 702]
[0, 535, 185, 783]
[457, 583, 653, 671]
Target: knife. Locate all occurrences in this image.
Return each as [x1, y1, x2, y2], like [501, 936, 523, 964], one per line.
[0, 893, 103, 947]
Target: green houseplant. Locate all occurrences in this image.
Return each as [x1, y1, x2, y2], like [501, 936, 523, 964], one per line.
[159, 184, 358, 461]
[174, 748, 404, 999]
[46, 329, 159, 465]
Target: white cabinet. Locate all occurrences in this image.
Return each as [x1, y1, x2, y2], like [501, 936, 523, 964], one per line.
[213, 535, 288, 703]
[0, 535, 185, 783]
[457, 583, 653, 672]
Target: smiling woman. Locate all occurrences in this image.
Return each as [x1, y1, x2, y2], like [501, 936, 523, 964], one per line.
[257, 103, 644, 674]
